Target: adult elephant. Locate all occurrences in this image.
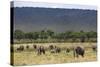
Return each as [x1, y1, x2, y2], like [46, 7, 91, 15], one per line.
[37, 46, 45, 55]
[50, 46, 61, 53]
[49, 45, 54, 50]
[73, 46, 85, 58]
[33, 45, 37, 49]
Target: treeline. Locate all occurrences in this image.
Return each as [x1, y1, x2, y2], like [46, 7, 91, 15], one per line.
[13, 29, 97, 43]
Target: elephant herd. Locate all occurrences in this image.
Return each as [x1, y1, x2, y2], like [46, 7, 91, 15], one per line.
[16, 44, 97, 58]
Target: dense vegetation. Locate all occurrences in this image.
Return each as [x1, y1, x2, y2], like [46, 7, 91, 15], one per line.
[13, 29, 97, 43]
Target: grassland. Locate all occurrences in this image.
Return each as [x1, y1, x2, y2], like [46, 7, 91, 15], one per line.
[11, 43, 97, 66]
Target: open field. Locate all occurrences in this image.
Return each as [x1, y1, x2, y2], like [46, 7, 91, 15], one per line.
[11, 43, 97, 66]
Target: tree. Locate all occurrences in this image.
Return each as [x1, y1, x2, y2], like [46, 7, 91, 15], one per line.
[86, 31, 97, 38]
[39, 30, 48, 39]
[25, 32, 39, 40]
[86, 31, 97, 42]
[79, 30, 86, 42]
[14, 30, 24, 41]
[46, 30, 54, 38]
[64, 31, 73, 39]
[33, 32, 39, 40]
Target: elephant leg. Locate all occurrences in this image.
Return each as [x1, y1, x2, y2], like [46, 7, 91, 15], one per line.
[38, 50, 40, 55]
[43, 50, 45, 54]
[81, 53, 84, 57]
